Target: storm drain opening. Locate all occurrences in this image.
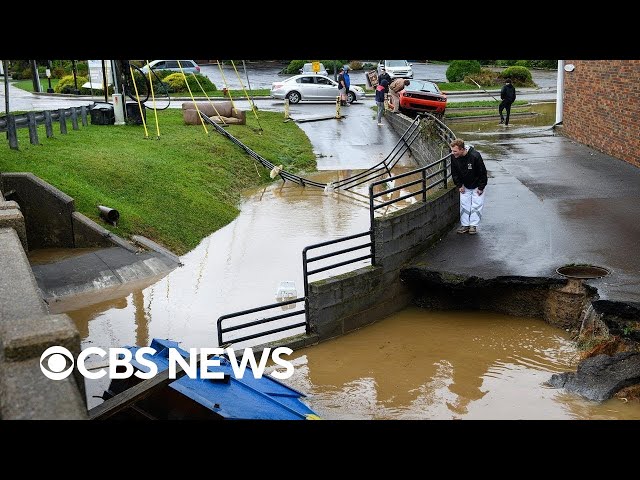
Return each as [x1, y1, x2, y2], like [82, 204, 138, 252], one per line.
[556, 264, 611, 279]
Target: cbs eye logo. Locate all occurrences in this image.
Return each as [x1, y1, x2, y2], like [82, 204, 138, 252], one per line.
[40, 346, 75, 380]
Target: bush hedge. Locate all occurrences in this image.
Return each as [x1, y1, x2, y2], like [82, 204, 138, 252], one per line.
[446, 60, 481, 82]
[499, 66, 535, 87]
[162, 72, 216, 92]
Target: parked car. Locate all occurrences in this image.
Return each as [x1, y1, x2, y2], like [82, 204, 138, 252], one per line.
[299, 62, 328, 76]
[140, 60, 201, 75]
[398, 80, 447, 116]
[270, 74, 365, 104]
[377, 60, 413, 79]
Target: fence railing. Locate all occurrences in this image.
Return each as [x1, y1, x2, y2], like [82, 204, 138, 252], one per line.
[216, 112, 455, 348]
[1, 105, 92, 150]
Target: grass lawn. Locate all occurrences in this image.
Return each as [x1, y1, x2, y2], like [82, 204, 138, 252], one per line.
[438, 82, 505, 92]
[0, 109, 316, 255]
[447, 100, 528, 109]
[14, 78, 61, 92]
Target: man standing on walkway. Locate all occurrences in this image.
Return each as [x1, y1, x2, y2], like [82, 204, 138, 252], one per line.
[499, 78, 516, 126]
[378, 67, 392, 93]
[450, 139, 487, 234]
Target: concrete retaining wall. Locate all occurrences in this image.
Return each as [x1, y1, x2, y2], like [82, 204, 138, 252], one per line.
[307, 115, 459, 342]
[0, 228, 87, 419]
[1, 173, 75, 249]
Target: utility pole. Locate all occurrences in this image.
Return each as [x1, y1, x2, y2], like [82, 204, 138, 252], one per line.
[31, 60, 42, 93]
[3, 60, 9, 114]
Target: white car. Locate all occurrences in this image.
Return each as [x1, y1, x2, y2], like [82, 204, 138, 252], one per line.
[378, 60, 413, 79]
[140, 60, 201, 75]
[271, 74, 365, 104]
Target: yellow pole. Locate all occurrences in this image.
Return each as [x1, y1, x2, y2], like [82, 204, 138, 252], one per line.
[216, 60, 237, 111]
[230, 60, 259, 123]
[129, 65, 149, 138]
[284, 98, 289, 119]
[145, 60, 161, 139]
[178, 60, 208, 134]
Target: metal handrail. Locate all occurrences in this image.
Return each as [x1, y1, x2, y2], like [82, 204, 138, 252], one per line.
[217, 297, 306, 346]
[214, 112, 455, 348]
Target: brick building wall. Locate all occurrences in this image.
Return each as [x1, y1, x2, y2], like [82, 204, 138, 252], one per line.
[563, 60, 640, 168]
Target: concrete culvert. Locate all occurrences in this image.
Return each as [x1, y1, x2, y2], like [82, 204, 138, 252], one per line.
[556, 264, 611, 279]
[98, 205, 120, 225]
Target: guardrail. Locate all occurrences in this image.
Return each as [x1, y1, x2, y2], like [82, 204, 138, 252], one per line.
[216, 112, 454, 348]
[1, 105, 92, 150]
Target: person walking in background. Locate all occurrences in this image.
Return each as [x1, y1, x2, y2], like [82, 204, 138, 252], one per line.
[450, 139, 487, 235]
[499, 78, 516, 126]
[337, 67, 347, 106]
[389, 78, 410, 113]
[375, 79, 388, 125]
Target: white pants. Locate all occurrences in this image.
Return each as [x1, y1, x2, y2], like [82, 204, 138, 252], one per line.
[460, 187, 485, 227]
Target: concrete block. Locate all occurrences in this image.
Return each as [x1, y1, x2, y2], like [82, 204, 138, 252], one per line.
[0, 208, 28, 251]
[0, 229, 47, 322]
[0, 313, 80, 362]
[1, 173, 75, 249]
[0, 358, 87, 420]
[0, 200, 20, 210]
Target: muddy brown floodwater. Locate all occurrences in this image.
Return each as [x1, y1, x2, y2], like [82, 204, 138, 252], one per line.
[276, 307, 640, 419]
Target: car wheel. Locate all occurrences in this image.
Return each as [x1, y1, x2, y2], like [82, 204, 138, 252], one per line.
[347, 91, 356, 104]
[286, 91, 301, 104]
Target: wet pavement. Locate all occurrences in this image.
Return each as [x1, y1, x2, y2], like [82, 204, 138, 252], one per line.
[417, 115, 640, 304]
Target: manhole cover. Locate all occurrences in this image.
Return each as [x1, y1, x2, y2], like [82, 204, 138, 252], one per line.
[556, 264, 610, 279]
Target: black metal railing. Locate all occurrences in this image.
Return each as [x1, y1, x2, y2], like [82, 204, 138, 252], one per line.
[302, 230, 373, 326]
[215, 112, 454, 347]
[217, 297, 307, 346]
[1, 105, 91, 150]
[369, 153, 452, 217]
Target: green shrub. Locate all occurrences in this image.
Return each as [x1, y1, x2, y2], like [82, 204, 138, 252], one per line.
[52, 67, 66, 79]
[464, 68, 499, 87]
[362, 62, 376, 70]
[76, 62, 88, 76]
[285, 60, 306, 74]
[162, 72, 216, 93]
[496, 60, 517, 66]
[515, 60, 531, 68]
[54, 75, 87, 93]
[500, 66, 535, 87]
[348, 60, 363, 70]
[446, 60, 481, 82]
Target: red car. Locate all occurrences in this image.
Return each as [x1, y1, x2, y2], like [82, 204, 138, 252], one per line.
[399, 80, 447, 117]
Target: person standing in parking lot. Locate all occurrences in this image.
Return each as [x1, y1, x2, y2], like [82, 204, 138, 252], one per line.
[338, 67, 347, 106]
[389, 78, 409, 113]
[376, 79, 388, 125]
[343, 66, 351, 105]
[499, 78, 516, 126]
[378, 67, 392, 94]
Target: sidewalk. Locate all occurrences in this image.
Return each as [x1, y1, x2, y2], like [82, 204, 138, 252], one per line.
[408, 127, 640, 304]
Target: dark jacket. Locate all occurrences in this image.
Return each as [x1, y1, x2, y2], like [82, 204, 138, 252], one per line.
[378, 72, 392, 92]
[451, 147, 488, 190]
[500, 83, 516, 103]
[375, 87, 385, 103]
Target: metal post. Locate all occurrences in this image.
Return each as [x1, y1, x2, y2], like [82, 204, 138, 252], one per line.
[442, 155, 448, 189]
[7, 114, 18, 149]
[44, 111, 53, 138]
[302, 248, 310, 332]
[3, 60, 9, 115]
[46, 61, 54, 93]
[70, 108, 79, 130]
[59, 108, 67, 134]
[555, 60, 565, 126]
[30, 60, 41, 93]
[422, 169, 427, 203]
[80, 105, 88, 126]
[335, 95, 341, 118]
[284, 98, 289, 119]
[101, 60, 108, 103]
[27, 112, 39, 145]
[368, 183, 376, 266]
[72, 60, 80, 94]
